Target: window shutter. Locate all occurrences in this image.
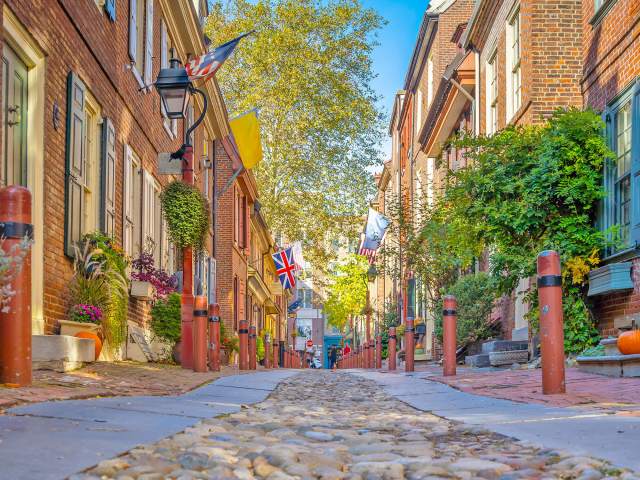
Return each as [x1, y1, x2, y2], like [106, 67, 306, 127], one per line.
[101, 117, 117, 237]
[631, 80, 640, 245]
[64, 72, 86, 258]
[144, 0, 154, 87]
[128, 0, 137, 61]
[104, 0, 116, 21]
[123, 144, 133, 254]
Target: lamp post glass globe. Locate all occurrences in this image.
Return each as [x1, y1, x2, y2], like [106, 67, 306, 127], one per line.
[155, 58, 191, 119]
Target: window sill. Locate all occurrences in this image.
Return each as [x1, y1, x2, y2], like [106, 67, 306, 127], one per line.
[601, 244, 640, 265]
[590, 0, 617, 27]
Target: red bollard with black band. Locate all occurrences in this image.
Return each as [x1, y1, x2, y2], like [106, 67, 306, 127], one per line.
[388, 327, 397, 371]
[208, 304, 220, 372]
[239, 320, 249, 370]
[193, 296, 209, 373]
[405, 318, 415, 372]
[376, 334, 382, 369]
[0, 186, 32, 386]
[273, 341, 279, 368]
[537, 250, 566, 394]
[443, 295, 457, 376]
[264, 333, 271, 369]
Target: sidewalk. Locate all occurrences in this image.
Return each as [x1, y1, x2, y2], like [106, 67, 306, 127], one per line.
[418, 364, 640, 411]
[356, 369, 640, 472]
[0, 361, 242, 412]
[0, 370, 297, 480]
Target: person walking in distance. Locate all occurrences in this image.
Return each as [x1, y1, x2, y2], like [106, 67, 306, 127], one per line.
[329, 346, 338, 370]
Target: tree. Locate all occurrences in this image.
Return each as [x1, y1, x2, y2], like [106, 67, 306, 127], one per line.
[324, 254, 368, 331]
[205, 0, 385, 269]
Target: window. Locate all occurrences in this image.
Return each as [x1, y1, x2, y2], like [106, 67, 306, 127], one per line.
[160, 20, 178, 137]
[299, 288, 313, 309]
[602, 81, 640, 255]
[486, 50, 498, 134]
[83, 92, 102, 235]
[203, 138, 210, 200]
[123, 145, 142, 257]
[143, 170, 162, 264]
[416, 90, 423, 130]
[506, 7, 521, 120]
[129, 0, 153, 88]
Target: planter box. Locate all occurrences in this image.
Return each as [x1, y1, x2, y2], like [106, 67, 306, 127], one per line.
[59, 319, 100, 337]
[33, 334, 95, 371]
[130, 280, 154, 300]
[576, 354, 640, 377]
[587, 262, 633, 297]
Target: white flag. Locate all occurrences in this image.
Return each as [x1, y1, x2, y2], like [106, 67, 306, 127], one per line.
[361, 208, 390, 251]
[291, 241, 305, 272]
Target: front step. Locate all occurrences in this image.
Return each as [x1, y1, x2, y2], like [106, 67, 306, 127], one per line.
[465, 353, 491, 368]
[481, 340, 528, 354]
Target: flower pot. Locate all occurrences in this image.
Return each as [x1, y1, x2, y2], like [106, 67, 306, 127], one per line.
[59, 319, 101, 337]
[131, 280, 154, 300]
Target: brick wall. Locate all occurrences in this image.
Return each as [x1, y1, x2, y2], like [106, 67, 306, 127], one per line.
[2, 0, 213, 334]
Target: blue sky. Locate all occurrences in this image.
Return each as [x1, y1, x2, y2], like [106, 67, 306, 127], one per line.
[361, 0, 428, 159]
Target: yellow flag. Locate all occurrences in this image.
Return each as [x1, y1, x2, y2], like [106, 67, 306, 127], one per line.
[229, 110, 263, 169]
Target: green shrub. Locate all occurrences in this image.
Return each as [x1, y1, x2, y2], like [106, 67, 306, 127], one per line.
[256, 335, 265, 361]
[150, 292, 182, 344]
[434, 273, 499, 347]
[160, 181, 210, 250]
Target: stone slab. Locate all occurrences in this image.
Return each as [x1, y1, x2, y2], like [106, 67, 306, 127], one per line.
[32, 334, 95, 363]
[465, 353, 491, 368]
[481, 340, 528, 354]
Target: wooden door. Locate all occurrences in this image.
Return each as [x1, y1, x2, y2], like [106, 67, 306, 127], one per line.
[2, 44, 28, 187]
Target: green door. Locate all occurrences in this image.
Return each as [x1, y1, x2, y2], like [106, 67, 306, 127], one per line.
[2, 43, 28, 187]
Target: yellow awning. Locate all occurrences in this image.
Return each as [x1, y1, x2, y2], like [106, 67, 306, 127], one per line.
[229, 109, 263, 170]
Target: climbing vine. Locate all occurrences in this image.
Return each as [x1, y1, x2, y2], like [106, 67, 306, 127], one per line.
[160, 181, 210, 251]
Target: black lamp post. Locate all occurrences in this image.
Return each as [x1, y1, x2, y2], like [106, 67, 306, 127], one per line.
[154, 55, 208, 370]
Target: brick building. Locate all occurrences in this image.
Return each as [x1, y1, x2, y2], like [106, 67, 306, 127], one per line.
[582, 0, 640, 335]
[0, 0, 277, 361]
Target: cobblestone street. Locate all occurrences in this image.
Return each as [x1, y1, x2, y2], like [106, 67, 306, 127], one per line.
[74, 371, 638, 480]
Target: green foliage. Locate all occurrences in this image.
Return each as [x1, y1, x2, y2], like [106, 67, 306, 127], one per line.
[324, 254, 369, 331]
[160, 181, 210, 250]
[220, 321, 239, 353]
[205, 0, 385, 270]
[580, 344, 605, 357]
[83, 232, 129, 353]
[434, 273, 500, 346]
[256, 335, 265, 362]
[150, 292, 182, 344]
[378, 300, 398, 359]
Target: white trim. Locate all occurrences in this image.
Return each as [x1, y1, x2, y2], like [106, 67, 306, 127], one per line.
[485, 48, 498, 135]
[505, 5, 521, 122]
[3, 6, 46, 335]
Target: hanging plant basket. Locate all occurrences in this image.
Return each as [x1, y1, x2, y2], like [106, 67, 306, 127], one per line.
[160, 181, 210, 250]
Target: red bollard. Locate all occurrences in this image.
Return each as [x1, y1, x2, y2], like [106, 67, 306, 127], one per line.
[537, 250, 566, 394]
[239, 320, 249, 370]
[443, 295, 457, 376]
[0, 186, 32, 386]
[369, 339, 375, 368]
[301, 350, 307, 368]
[376, 334, 382, 369]
[249, 325, 257, 370]
[388, 327, 397, 371]
[405, 319, 415, 372]
[208, 304, 220, 372]
[273, 341, 279, 368]
[193, 296, 209, 372]
[264, 334, 271, 369]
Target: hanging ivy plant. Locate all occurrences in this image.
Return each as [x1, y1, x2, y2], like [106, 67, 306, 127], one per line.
[160, 181, 210, 250]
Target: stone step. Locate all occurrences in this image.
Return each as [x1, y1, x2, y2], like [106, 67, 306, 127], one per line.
[481, 340, 528, 354]
[465, 353, 491, 368]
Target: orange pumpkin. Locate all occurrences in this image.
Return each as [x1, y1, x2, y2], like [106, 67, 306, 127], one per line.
[75, 331, 103, 360]
[617, 330, 640, 355]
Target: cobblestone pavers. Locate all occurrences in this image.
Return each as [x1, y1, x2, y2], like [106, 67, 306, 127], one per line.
[74, 371, 639, 480]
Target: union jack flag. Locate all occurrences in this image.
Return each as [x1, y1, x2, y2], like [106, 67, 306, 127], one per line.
[272, 247, 297, 290]
[186, 31, 253, 81]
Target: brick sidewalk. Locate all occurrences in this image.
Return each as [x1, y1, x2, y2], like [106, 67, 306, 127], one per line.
[0, 361, 244, 411]
[417, 364, 640, 411]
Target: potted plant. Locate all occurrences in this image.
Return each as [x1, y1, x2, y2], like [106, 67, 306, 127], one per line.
[60, 303, 103, 336]
[130, 248, 177, 300]
[161, 181, 210, 251]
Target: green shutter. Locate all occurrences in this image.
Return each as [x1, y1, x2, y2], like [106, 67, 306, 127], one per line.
[104, 0, 116, 21]
[101, 117, 117, 237]
[630, 79, 640, 246]
[64, 72, 86, 258]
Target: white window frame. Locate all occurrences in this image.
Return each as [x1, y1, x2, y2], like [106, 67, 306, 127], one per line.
[128, 0, 151, 91]
[123, 145, 142, 257]
[142, 169, 161, 263]
[427, 54, 434, 107]
[416, 89, 423, 130]
[506, 6, 521, 121]
[486, 49, 498, 135]
[83, 91, 102, 235]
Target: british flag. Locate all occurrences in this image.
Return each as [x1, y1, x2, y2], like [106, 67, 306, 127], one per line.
[272, 247, 297, 290]
[186, 32, 253, 81]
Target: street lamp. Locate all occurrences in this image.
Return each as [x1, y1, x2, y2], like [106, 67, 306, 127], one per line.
[154, 55, 208, 370]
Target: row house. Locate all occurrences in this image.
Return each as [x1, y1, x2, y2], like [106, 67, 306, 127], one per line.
[0, 0, 272, 361]
[583, 0, 640, 336]
[0, 0, 223, 338]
